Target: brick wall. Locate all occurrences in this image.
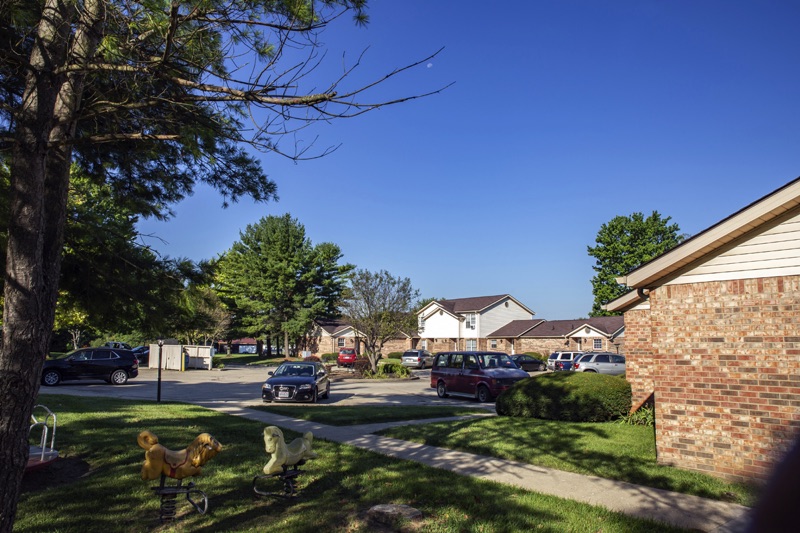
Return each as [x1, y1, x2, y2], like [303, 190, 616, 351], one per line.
[622, 308, 655, 409]
[643, 276, 800, 482]
[381, 338, 413, 355]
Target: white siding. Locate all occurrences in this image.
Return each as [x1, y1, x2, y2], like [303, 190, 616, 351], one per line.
[479, 299, 533, 336]
[667, 211, 800, 285]
[421, 309, 460, 338]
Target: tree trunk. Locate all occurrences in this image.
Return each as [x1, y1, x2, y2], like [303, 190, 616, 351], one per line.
[0, 1, 103, 529]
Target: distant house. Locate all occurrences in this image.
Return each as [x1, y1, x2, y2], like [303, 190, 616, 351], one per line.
[310, 318, 415, 356]
[605, 177, 800, 483]
[416, 295, 535, 353]
[311, 318, 362, 355]
[215, 338, 257, 354]
[488, 316, 624, 355]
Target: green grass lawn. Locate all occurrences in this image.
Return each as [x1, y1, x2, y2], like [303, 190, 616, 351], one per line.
[378, 416, 760, 507]
[213, 353, 288, 366]
[250, 405, 486, 426]
[17, 395, 690, 533]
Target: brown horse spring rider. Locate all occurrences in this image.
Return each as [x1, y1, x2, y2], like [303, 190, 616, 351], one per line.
[138, 430, 223, 480]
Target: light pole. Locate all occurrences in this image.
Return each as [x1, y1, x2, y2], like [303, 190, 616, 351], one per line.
[157, 339, 164, 402]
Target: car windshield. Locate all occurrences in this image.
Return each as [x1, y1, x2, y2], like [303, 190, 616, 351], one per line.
[477, 354, 517, 369]
[273, 364, 315, 377]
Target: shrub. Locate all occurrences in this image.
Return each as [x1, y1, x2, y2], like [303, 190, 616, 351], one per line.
[386, 352, 404, 359]
[304, 355, 322, 362]
[320, 353, 337, 363]
[618, 403, 655, 427]
[353, 358, 371, 375]
[379, 363, 410, 377]
[496, 372, 631, 422]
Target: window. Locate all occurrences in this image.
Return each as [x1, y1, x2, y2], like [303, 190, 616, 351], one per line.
[490, 339, 497, 349]
[465, 355, 479, 369]
[418, 316, 425, 332]
[337, 338, 345, 348]
[450, 354, 464, 369]
[466, 339, 477, 351]
[595, 354, 610, 363]
[421, 340, 427, 350]
[593, 339, 602, 350]
[466, 313, 476, 329]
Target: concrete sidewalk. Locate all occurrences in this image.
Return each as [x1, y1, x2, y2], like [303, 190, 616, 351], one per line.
[201, 402, 752, 533]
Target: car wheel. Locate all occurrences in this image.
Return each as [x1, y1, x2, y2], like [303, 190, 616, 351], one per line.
[584, 369, 597, 373]
[110, 369, 128, 385]
[477, 385, 491, 403]
[42, 370, 61, 386]
[436, 381, 448, 398]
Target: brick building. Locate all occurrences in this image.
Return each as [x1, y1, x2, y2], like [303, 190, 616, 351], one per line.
[606, 177, 800, 483]
[488, 316, 624, 355]
[311, 318, 415, 356]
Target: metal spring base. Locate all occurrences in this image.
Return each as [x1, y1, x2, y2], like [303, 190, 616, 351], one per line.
[253, 463, 304, 498]
[151, 474, 208, 522]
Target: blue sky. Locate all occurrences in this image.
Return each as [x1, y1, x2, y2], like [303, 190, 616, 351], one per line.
[137, 0, 800, 319]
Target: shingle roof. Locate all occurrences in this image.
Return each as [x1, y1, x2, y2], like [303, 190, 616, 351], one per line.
[487, 320, 545, 337]
[488, 316, 624, 338]
[522, 319, 584, 337]
[315, 318, 352, 335]
[436, 294, 511, 314]
[581, 316, 624, 335]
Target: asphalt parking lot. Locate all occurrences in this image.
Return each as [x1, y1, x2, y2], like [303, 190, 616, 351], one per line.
[37, 365, 495, 409]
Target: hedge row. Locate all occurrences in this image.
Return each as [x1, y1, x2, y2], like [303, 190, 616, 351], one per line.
[496, 372, 631, 422]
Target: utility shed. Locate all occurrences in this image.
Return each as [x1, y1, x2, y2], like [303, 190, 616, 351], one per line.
[606, 177, 800, 483]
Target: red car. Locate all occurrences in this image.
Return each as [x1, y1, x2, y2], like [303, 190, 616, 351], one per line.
[337, 348, 357, 367]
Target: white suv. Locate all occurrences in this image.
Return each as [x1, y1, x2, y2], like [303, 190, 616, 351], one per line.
[546, 351, 583, 371]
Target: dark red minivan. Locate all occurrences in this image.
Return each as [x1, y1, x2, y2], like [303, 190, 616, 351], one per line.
[430, 351, 529, 402]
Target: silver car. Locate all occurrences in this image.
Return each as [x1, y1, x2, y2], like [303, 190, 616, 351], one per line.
[401, 349, 434, 369]
[572, 352, 626, 375]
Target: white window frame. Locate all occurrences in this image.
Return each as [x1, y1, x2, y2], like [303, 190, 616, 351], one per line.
[466, 339, 477, 351]
[337, 338, 345, 348]
[593, 338, 602, 350]
[466, 313, 476, 330]
[490, 339, 497, 349]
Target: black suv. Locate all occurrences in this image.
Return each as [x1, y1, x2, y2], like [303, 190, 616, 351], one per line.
[42, 347, 139, 386]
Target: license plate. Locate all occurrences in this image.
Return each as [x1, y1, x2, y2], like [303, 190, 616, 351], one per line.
[278, 392, 290, 398]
